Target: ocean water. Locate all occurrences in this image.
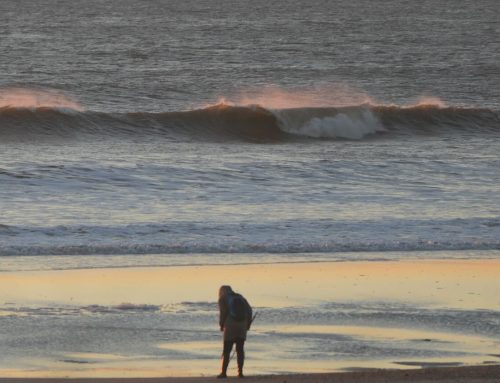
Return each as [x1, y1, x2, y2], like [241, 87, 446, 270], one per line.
[1, 0, 500, 377]
[1, 0, 500, 260]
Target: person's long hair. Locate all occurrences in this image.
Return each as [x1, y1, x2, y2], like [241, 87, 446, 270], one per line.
[219, 285, 233, 300]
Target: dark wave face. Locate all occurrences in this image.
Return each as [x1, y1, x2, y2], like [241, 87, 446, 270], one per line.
[0, 105, 283, 143]
[1, 104, 499, 143]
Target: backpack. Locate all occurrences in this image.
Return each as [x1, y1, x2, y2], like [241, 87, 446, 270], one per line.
[228, 293, 247, 321]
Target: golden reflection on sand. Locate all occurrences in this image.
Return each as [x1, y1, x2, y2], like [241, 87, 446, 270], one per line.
[265, 324, 496, 353]
[0, 260, 498, 310]
[64, 352, 128, 361]
[1, 267, 499, 380]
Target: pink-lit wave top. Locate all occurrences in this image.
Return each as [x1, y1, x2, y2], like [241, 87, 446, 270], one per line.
[0, 88, 84, 111]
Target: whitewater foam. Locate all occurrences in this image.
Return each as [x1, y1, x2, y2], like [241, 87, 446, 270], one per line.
[274, 107, 385, 139]
[1, 217, 499, 257]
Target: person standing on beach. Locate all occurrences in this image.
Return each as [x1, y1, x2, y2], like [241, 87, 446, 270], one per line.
[218, 285, 253, 378]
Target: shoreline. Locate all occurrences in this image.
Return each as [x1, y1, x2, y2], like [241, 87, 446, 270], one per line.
[2, 258, 498, 309]
[3, 249, 500, 274]
[1, 365, 499, 382]
[1, 259, 499, 378]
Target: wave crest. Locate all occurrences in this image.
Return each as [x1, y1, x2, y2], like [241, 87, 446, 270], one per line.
[0, 102, 499, 142]
[0, 87, 83, 111]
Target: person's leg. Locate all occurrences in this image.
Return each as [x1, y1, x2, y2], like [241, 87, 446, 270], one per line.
[235, 338, 245, 377]
[218, 340, 234, 378]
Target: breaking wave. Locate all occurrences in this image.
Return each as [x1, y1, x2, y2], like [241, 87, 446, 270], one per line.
[1, 217, 500, 257]
[1, 103, 499, 142]
[2, 240, 500, 258]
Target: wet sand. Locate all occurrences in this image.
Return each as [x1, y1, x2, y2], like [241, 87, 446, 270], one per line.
[1, 259, 499, 378]
[0, 365, 499, 382]
[2, 259, 499, 310]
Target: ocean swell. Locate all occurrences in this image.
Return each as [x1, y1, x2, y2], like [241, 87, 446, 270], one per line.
[1, 104, 499, 142]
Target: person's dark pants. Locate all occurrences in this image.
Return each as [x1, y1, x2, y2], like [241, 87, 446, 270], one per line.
[221, 338, 245, 375]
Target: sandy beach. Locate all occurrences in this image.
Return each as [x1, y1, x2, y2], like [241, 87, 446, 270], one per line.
[0, 365, 499, 383]
[3, 259, 499, 309]
[1, 259, 499, 378]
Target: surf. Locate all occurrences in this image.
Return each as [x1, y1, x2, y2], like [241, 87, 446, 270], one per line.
[1, 103, 499, 143]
